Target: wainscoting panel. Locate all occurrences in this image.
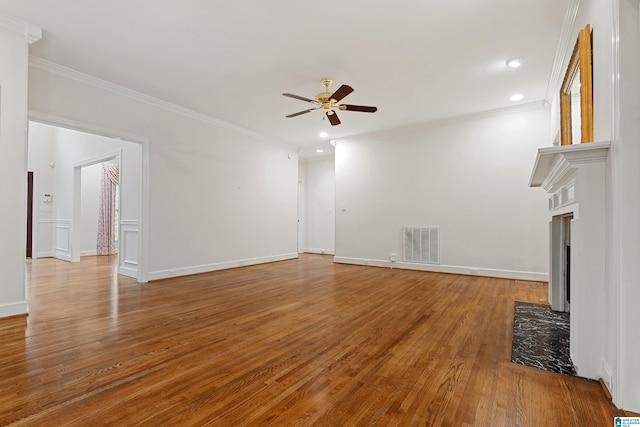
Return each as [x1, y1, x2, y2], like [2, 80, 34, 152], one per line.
[118, 220, 138, 279]
[54, 220, 72, 262]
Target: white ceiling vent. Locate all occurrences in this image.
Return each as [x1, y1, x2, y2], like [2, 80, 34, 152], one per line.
[403, 226, 440, 265]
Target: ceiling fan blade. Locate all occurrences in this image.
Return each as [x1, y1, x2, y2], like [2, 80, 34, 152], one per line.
[282, 93, 315, 103]
[339, 104, 378, 113]
[326, 111, 341, 126]
[330, 84, 354, 102]
[286, 108, 316, 118]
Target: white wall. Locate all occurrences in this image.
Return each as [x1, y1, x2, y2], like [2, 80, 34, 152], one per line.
[27, 122, 55, 258]
[27, 62, 299, 280]
[546, 0, 640, 411]
[303, 157, 335, 254]
[0, 21, 38, 317]
[80, 163, 101, 256]
[335, 106, 550, 280]
[297, 161, 306, 253]
[614, 0, 640, 411]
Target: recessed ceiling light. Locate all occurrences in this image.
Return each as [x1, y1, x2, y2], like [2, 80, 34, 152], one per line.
[509, 93, 524, 101]
[316, 149, 324, 153]
[507, 57, 525, 68]
[319, 131, 328, 138]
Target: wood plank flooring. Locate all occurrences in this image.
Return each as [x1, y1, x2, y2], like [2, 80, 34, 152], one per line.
[1, 254, 619, 426]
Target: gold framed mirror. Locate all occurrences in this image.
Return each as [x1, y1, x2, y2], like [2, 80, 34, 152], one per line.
[560, 24, 593, 145]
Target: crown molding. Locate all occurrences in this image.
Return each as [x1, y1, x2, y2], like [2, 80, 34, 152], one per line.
[28, 56, 297, 151]
[334, 100, 547, 145]
[0, 16, 42, 44]
[544, 0, 581, 106]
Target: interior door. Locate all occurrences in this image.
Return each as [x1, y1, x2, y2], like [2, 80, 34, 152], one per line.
[26, 171, 33, 258]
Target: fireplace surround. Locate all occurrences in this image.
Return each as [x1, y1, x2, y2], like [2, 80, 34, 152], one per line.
[529, 141, 610, 379]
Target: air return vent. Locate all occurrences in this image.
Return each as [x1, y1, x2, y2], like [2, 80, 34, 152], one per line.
[403, 226, 440, 265]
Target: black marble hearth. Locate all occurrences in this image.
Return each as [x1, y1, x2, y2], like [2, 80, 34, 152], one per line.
[511, 301, 576, 376]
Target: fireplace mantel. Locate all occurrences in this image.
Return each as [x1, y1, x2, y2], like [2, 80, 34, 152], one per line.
[528, 140, 610, 380]
[529, 141, 610, 192]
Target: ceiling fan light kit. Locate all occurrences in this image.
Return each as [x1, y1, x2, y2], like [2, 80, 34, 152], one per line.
[283, 78, 377, 126]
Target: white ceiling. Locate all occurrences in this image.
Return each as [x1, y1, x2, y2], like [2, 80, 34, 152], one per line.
[1, 0, 568, 157]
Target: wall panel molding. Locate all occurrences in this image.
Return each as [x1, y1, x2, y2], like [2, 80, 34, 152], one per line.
[118, 219, 139, 279]
[54, 219, 72, 262]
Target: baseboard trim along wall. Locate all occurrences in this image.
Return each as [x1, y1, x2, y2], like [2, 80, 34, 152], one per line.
[0, 301, 29, 318]
[303, 248, 335, 255]
[148, 253, 300, 281]
[333, 256, 548, 282]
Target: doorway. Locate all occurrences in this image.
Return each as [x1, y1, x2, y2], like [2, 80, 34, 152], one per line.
[26, 119, 146, 282]
[562, 214, 573, 312]
[549, 213, 573, 313]
[26, 171, 33, 258]
[77, 159, 121, 259]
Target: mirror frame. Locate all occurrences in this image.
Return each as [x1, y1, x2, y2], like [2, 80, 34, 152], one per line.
[560, 24, 593, 145]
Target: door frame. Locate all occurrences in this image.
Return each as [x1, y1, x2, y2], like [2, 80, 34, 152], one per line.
[72, 151, 121, 262]
[29, 112, 149, 283]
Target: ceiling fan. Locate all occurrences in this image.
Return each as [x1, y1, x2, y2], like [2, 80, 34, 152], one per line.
[282, 78, 377, 126]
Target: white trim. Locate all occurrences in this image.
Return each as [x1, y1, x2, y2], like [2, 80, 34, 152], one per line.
[529, 141, 611, 190]
[0, 16, 42, 44]
[53, 219, 72, 261]
[119, 220, 139, 279]
[302, 155, 336, 163]
[148, 253, 299, 281]
[73, 150, 121, 169]
[28, 57, 297, 152]
[611, 0, 624, 408]
[544, 0, 581, 105]
[303, 248, 335, 255]
[333, 256, 548, 282]
[335, 101, 546, 144]
[36, 252, 55, 258]
[30, 111, 148, 145]
[0, 301, 28, 318]
[81, 250, 98, 257]
[28, 169, 39, 259]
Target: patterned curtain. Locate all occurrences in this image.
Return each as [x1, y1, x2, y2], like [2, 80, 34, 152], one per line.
[97, 161, 119, 255]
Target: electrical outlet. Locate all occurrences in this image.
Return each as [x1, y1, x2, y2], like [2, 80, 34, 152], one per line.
[389, 253, 397, 262]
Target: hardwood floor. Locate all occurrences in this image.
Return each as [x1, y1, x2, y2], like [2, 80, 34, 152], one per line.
[1, 254, 618, 426]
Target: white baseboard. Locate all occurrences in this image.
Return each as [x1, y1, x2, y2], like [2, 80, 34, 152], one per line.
[333, 256, 548, 282]
[35, 251, 54, 259]
[81, 250, 97, 257]
[54, 252, 72, 262]
[0, 301, 28, 318]
[148, 253, 299, 281]
[118, 265, 138, 279]
[303, 248, 335, 255]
